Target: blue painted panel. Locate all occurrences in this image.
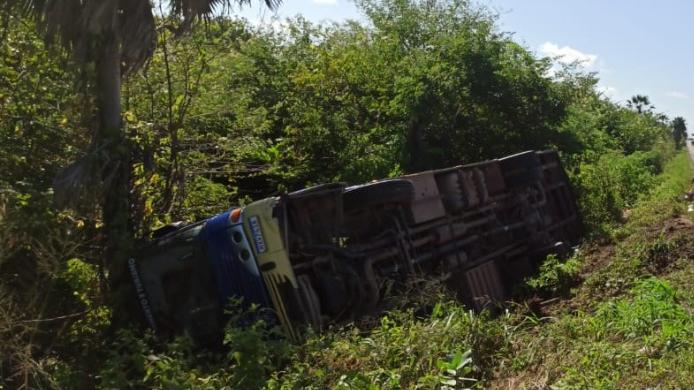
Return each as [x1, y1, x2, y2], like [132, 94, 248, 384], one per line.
[199, 210, 271, 309]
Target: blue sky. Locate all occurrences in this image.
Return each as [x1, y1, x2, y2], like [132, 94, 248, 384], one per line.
[237, 0, 693, 135]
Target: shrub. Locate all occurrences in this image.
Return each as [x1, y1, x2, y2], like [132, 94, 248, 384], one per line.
[525, 253, 582, 297]
[574, 150, 664, 233]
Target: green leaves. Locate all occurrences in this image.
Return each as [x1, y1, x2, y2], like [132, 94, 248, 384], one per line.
[525, 253, 582, 297]
[0, 14, 87, 191]
[436, 349, 476, 389]
[574, 150, 669, 233]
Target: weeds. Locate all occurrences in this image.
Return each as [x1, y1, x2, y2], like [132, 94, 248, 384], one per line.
[265, 302, 512, 389]
[574, 150, 670, 235]
[524, 253, 582, 297]
[553, 278, 693, 388]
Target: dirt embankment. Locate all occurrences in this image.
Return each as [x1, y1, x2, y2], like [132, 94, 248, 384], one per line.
[534, 214, 694, 318]
[643, 216, 694, 273]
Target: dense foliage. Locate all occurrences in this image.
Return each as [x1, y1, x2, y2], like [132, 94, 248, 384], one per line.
[0, 0, 690, 388]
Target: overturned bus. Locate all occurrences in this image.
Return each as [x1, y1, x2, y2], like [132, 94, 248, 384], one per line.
[128, 150, 582, 342]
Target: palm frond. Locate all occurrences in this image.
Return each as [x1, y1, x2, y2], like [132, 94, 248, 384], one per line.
[10, 0, 87, 60]
[168, 0, 282, 24]
[8, 0, 148, 71]
[119, 0, 157, 74]
[10, 0, 279, 73]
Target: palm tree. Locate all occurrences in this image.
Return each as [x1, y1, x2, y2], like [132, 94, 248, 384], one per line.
[10, 0, 280, 293]
[626, 94, 654, 114]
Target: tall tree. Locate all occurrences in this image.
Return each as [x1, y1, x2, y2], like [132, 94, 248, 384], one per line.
[10, 0, 279, 297]
[672, 116, 687, 149]
[626, 94, 654, 114]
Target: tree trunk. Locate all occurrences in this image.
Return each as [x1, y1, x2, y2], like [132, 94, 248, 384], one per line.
[96, 30, 132, 306]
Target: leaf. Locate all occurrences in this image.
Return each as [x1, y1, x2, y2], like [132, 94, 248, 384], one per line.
[124, 111, 137, 123]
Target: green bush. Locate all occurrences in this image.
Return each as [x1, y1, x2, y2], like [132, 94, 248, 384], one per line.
[574, 150, 666, 233]
[525, 253, 582, 297]
[59, 258, 111, 344]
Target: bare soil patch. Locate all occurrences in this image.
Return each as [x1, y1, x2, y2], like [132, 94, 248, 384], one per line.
[643, 216, 694, 274]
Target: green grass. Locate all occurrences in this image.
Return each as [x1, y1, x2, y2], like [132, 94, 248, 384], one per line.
[611, 150, 692, 239]
[503, 278, 694, 389]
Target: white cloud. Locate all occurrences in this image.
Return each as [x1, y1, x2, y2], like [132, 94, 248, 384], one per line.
[539, 42, 597, 68]
[313, 0, 337, 4]
[665, 91, 689, 99]
[597, 85, 618, 98]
